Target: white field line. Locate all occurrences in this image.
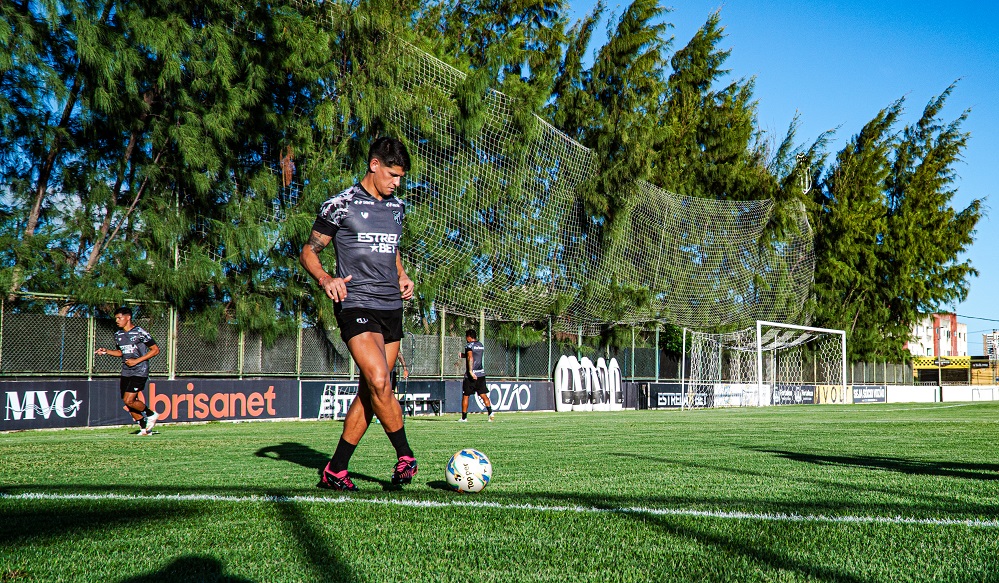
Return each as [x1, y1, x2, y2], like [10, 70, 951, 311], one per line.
[4, 491, 998, 530]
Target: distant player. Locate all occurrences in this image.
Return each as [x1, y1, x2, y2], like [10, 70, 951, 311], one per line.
[300, 136, 418, 491]
[392, 350, 409, 394]
[95, 306, 161, 436]
[459, 329, 494, 422]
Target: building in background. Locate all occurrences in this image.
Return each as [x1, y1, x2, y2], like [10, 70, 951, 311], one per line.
[908, 313, 967, 358]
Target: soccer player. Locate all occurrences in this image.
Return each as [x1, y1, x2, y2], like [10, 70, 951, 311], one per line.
[95, 306, 161, 436]
[300, 136, 418, 492]
[459, 329, 494, 422]
[392, 350, 409, 393]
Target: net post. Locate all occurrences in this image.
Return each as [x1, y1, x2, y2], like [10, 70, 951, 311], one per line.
[238, 329, 245, 380]
[631, 326, 636, 382]
[756, 321, 764, 405]
[296, 311, 303, 379]
[547, 318, 553, 380]
[655, 324, 660, 383]
[439, 306, 446, 380]
[681, 328, 687, 411]
[87, 312, 95, 381]
[840, 330, 847, 396]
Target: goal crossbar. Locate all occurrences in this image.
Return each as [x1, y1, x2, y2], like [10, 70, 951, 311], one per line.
[681, 321, 847, 409]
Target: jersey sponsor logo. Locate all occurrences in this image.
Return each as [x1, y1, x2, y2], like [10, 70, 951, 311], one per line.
[357, 232, 399, 253]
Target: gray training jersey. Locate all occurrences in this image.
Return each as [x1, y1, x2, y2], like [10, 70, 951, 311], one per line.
[312, 184, 405, 311]
[114, 326, 157, 377]
[464, 341, 485, 377]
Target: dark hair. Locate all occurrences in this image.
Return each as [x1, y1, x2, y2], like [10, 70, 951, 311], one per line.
[368, 137, 411, 171]
[465, 329, 477, 340]
[114, 306, 133, 317]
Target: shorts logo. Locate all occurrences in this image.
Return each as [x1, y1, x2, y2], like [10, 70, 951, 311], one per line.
[357, 318, 369, 324]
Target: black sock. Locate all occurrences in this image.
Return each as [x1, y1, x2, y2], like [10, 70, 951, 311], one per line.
[329, 437, 357, 473]
[461, 411, 468, 420]
[144, 408, 154, 416]
[385, 427, 414, 459]
[138, 418, 147, 429]
[486, 405, 493, 414]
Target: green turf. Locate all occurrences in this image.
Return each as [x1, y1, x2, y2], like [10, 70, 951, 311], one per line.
[2, 403, 999, 582]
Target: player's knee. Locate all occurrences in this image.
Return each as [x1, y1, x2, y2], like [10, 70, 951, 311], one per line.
[367, 371, 392, 395]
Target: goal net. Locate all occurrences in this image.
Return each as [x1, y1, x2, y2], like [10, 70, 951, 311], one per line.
[682, 321, 846, 408]
[281, 2, 816, 333]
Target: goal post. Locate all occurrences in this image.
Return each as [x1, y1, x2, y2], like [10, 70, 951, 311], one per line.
[682, 321, 846, 409]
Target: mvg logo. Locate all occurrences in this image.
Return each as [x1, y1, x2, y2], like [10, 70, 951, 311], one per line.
[5, 390, 82, 420]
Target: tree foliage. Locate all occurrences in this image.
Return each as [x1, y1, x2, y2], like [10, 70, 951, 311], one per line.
[0, 0, 983, 359]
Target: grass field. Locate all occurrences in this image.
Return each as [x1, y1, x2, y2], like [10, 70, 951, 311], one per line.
[2, 403, 999, 582]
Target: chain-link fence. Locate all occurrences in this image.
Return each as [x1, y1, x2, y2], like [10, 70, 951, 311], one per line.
[0, 293, 914, 383]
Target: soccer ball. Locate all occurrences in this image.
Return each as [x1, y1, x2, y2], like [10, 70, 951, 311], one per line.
[445, 449, 492, 493]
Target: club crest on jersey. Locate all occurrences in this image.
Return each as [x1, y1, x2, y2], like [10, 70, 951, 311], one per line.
[393, 211, 403, 225]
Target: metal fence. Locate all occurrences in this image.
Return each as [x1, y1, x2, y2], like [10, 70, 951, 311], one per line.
[0, 293, 913, 383]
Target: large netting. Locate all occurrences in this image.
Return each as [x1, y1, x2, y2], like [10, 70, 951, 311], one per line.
[280, 2, 816, 332]
[684, 322, 845, 408]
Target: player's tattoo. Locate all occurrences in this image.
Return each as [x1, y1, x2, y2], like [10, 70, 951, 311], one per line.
[307, 232, 329, 254]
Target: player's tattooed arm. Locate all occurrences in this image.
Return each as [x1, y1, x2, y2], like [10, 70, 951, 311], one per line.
[299, 230, 334, 284]
[307, 231, 331, 254]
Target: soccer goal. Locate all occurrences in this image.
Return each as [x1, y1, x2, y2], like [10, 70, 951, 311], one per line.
[681, 321, 846, 409]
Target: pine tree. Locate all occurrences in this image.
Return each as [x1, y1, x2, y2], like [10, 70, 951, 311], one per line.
[811, 87, 981, 359]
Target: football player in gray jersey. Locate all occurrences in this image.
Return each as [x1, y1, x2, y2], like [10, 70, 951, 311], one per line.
[300, 137, 418, 491]
[95, 306, 161, 435]
[459, 329, 494, 422]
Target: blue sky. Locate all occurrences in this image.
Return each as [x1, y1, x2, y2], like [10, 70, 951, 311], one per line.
[568, 0, 999, 354]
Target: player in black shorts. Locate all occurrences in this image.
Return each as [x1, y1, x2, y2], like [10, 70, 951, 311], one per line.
[460, 329, 494, 422]
[95, 306, 161, 435]
[300, 137, 417, 491]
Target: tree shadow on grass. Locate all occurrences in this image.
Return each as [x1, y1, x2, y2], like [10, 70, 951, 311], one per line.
[759, 450, 999, 481]
[118, 555, 255, 583]
[0, 504, 199, 547]
[266, 491, 361, 583]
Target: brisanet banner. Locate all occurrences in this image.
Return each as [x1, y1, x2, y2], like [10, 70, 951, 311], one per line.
[87, 379, 300, 426]
[445, 380, 555, 413]
[1, 380, 100, 431]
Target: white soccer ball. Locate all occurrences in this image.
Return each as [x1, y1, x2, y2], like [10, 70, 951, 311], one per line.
[445, 448, 492, 493]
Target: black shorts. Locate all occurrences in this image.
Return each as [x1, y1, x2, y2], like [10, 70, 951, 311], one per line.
[462, 375, 487, 396]
[119, 376, 148, 397]
[335, 307, 403, 344]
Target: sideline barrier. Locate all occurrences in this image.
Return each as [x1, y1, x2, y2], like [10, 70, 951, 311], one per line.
[1, 378, 298, 431]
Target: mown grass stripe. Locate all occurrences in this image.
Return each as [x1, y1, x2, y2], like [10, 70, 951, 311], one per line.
[5, 491, 997, 530]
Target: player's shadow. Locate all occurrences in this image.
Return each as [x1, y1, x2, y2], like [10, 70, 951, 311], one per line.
[255, 441, 328, 469]
[118, 555, 255, 583]
[253, 441, 394, 490]
[759, 450, 999, 481]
